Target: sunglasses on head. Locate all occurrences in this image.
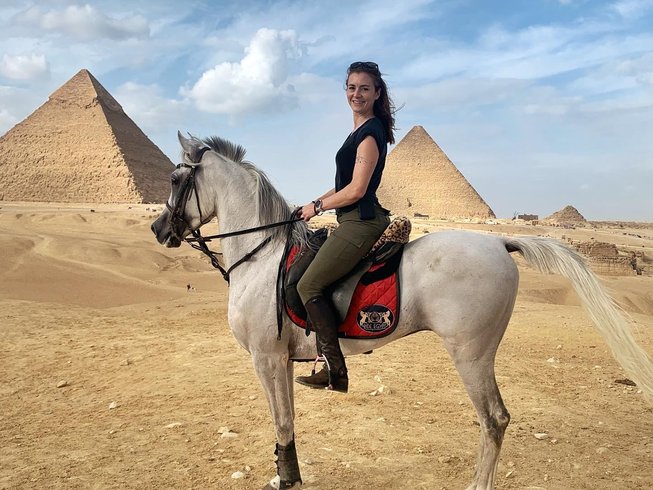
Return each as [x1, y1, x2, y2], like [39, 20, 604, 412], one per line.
[348, 61, 379, 73]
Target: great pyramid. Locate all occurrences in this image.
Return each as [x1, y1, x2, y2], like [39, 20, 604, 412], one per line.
[377, 126, 495, 219]
[0, 69, 174, 203]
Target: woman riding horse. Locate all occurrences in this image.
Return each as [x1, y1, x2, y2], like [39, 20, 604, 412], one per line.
[295, 61, 397, 393]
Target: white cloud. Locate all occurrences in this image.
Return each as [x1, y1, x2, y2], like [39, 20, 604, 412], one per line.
[112, 81, 202, 161]
[0, 84, 42, 135]
[115, 81, 189, 129]
[0, 107, 17, 131]
[396, 78, 531, 112]
[611, 0, 653, 19]
[0, 53, 49, 80]
[14, 4, 149, 41]
[181, 28, 303, 116]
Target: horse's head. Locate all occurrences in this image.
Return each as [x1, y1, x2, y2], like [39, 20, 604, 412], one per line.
[151, 131, 213, 248]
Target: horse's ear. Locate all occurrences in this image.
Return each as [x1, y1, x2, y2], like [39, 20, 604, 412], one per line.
[178, 130, 193, 153]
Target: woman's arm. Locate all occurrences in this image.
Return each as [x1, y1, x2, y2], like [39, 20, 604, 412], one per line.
[317, 188, 336, 201]
[300, 135, 379, 220]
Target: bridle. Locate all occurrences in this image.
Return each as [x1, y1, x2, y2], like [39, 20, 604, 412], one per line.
[165, 159, 208, 237]
[166, 147, 302, 284]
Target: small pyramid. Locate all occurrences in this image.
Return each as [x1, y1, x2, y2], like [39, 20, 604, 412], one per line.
[0, 69, 174, 203]
[545, 205, 587, 223]
[377, 126, 495, 219]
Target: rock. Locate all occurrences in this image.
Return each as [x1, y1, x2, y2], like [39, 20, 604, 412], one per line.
[506, 470, 514, 478]
[596, 447, 609, 454]
[217, 426, 230, 434]
[165, 422, 183, 429]
[534, 432, 549, 440]
[438, 456, 452, 463]
[370, 385, 391, 396]
[614, 378, 636, 386]
[108, 401, 119, 410]
[221, 431, 238, 439]
[56, 380, 69, 388]
[231, 471, 245, 479]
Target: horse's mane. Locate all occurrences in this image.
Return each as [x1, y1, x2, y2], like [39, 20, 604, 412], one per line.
[202, 135, 247, 164]
[200, 135, 313, 250]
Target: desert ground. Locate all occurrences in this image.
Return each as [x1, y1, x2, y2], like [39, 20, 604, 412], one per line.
[1, 202, 652, 490]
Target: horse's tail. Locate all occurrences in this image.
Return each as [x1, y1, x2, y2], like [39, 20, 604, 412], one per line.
[504, 236, 653, 401]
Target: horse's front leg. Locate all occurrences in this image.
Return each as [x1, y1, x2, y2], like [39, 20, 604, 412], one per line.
[253, 351, 302, 490]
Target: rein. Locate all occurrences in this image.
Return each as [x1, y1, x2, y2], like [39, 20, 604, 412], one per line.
[185, 217, 303, 242]
[185, 216, 302, 284]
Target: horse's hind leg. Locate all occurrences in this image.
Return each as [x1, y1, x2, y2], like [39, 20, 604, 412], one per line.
[253, 352, 302, 490]
[445, 343, 510, 490]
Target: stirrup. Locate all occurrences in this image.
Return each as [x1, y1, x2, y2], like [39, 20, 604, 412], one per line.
[295, 356, 348, 393]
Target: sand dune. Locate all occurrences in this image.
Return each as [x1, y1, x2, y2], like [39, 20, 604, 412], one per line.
[1, 203, 651, 489]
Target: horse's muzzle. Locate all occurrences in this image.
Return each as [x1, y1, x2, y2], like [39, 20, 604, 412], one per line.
[151, 211, 183, 248]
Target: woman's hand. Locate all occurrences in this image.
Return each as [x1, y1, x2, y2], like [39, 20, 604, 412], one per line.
[300, 202, 317, 221]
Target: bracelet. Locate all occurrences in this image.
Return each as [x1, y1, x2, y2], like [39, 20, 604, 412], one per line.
[312, 199, 324, 216]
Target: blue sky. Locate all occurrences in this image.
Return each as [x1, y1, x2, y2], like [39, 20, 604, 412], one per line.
[1, 0, 651, 220]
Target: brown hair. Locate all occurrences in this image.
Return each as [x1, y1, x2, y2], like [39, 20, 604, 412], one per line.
[346, 61, 397, 144]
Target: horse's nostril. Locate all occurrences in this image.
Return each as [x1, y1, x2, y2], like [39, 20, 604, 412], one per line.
[151, 223, 156, 235]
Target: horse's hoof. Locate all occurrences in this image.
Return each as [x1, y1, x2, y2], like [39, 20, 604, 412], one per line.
[262, 475, 302, 489]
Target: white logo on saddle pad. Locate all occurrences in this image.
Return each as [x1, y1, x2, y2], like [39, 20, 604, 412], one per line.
[357, 305, 394, 333]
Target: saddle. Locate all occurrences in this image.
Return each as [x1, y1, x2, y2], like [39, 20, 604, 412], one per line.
[281, 216, 411, 339]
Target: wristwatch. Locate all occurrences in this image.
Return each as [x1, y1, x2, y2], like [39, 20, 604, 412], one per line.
[312, 199, 324, 216]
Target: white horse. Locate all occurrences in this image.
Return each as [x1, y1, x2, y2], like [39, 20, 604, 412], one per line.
[152, 132, 653, 490]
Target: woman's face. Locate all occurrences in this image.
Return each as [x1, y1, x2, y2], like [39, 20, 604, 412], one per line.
[346, 71, 380, 117]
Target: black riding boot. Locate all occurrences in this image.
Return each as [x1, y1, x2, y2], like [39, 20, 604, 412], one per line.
[295, 296, 348, 393]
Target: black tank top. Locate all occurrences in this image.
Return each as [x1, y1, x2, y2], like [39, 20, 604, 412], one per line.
[334, 117, 387, 219]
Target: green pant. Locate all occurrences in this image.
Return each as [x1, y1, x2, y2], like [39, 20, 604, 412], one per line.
[297, 206, 390, 304]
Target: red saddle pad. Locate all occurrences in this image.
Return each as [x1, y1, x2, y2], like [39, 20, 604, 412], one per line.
[284, 247, 400, 339]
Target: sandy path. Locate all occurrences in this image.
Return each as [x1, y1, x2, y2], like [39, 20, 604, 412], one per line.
[1, 204, 652, 489]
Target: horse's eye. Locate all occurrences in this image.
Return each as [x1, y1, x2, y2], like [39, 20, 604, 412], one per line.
[171, 174, 179, 185]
